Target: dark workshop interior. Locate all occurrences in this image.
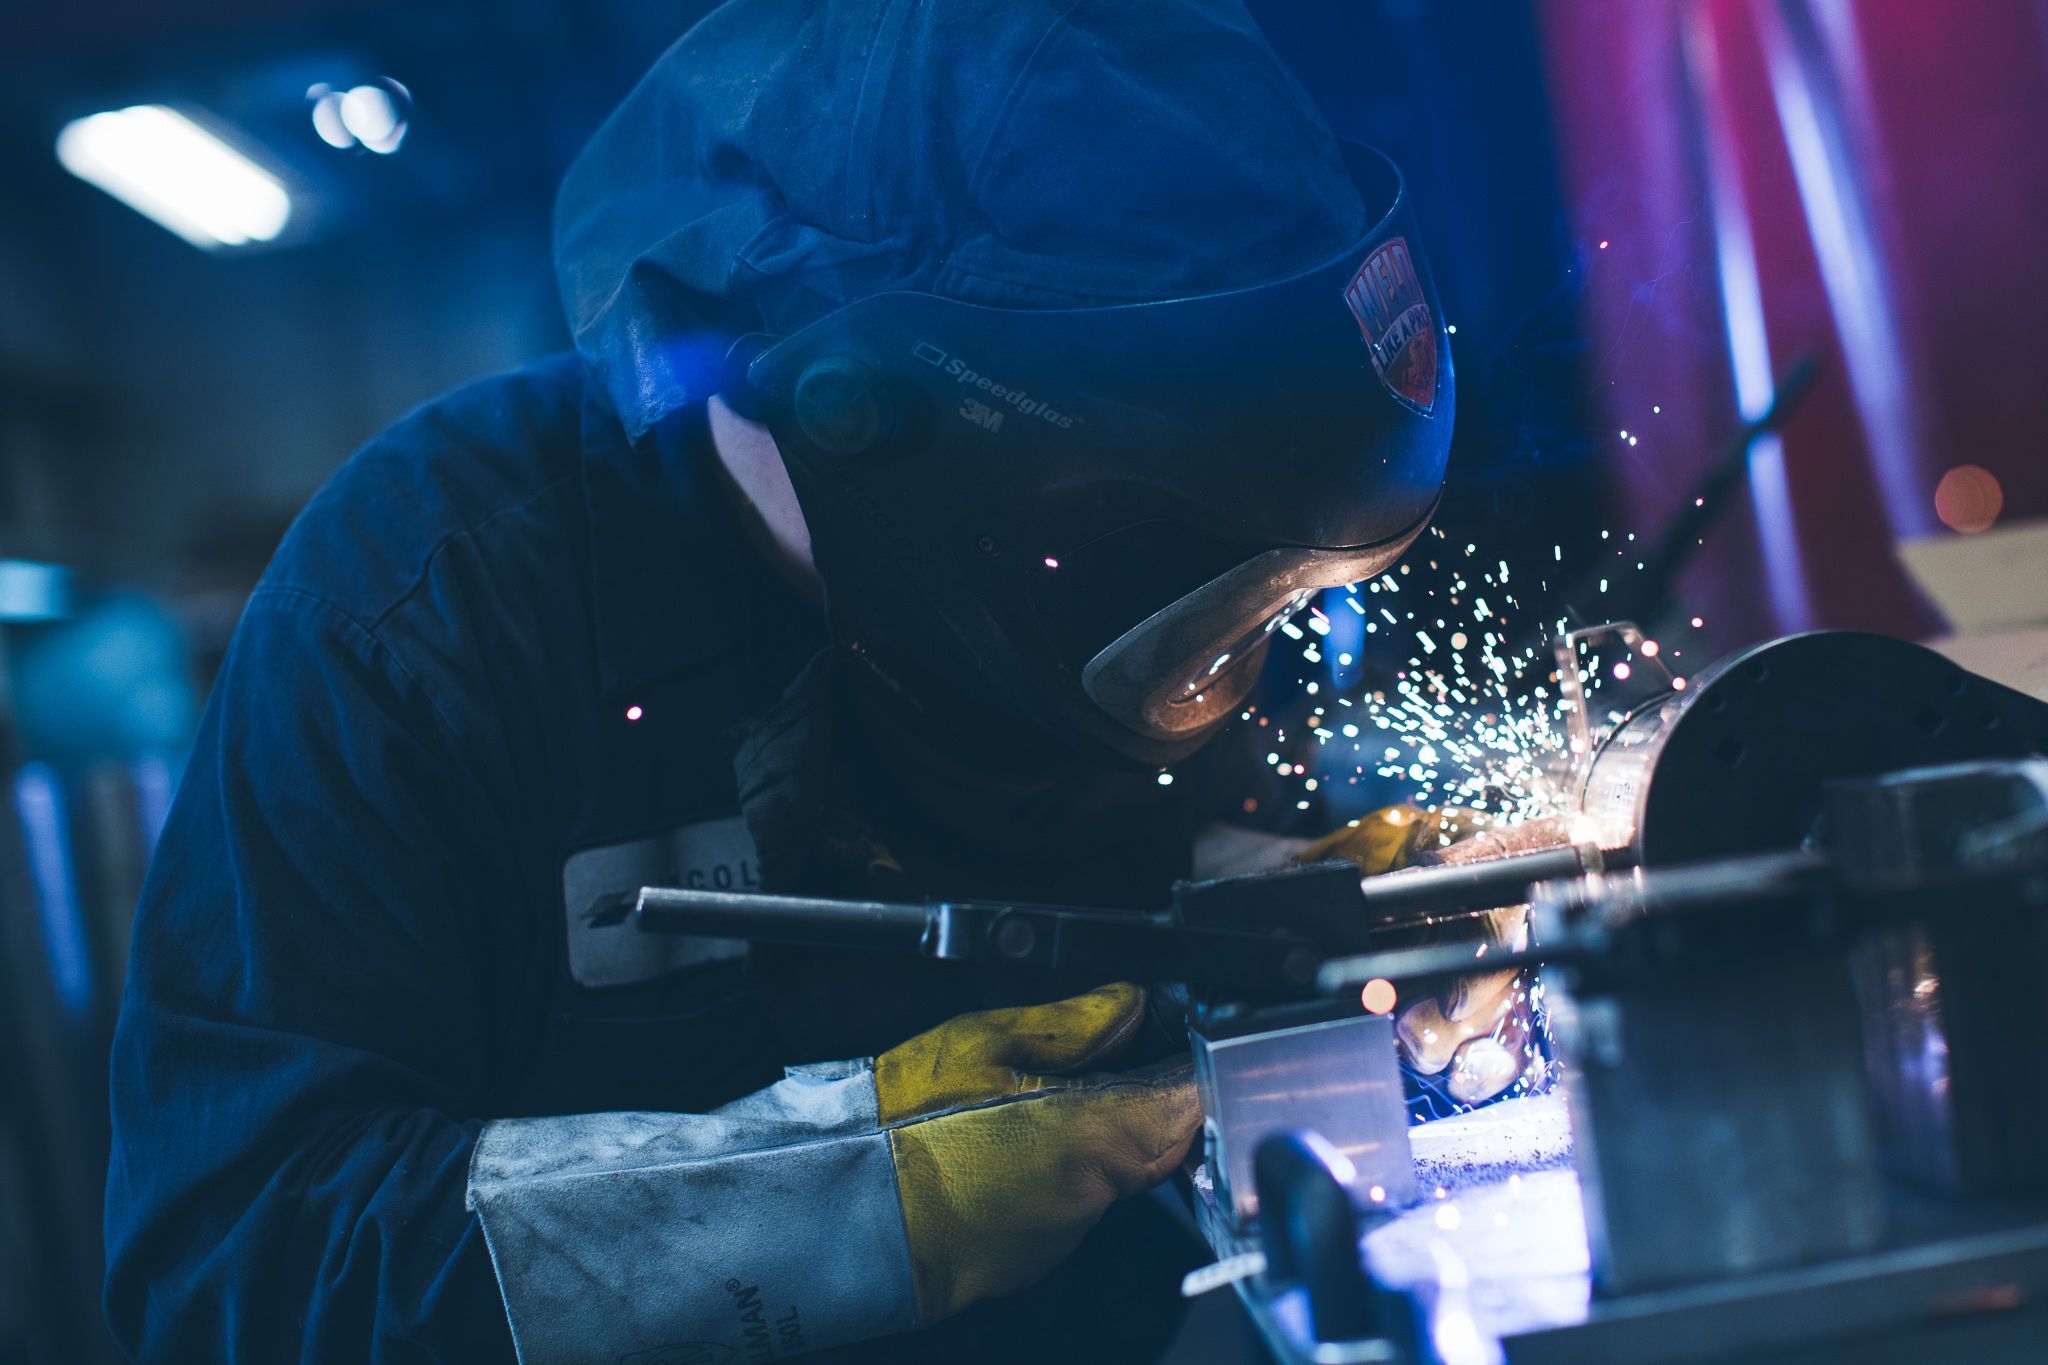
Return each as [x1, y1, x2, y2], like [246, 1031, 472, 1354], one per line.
[4, 2, 2048, 1363]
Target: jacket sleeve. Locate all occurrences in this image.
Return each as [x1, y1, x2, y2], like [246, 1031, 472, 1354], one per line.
[104, 588, 522, 1363]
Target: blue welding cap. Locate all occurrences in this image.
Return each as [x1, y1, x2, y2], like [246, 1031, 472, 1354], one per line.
[557, 0, 1454, 765]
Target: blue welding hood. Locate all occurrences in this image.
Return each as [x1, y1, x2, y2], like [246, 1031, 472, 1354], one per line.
[726, 144, 1453, 767]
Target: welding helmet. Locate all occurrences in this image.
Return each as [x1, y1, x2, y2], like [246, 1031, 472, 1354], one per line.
[724, 143, 1452, 768]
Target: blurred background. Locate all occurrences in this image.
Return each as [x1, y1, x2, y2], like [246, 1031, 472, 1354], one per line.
[2, 1, 2044, 1360]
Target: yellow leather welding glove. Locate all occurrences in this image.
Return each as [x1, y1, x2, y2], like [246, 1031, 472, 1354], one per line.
[1294, 802, 1472, 875]
[1300, 806, 1539, 1105]
[876, 983, 1199, 1321]
[467, 983, 1197, 1363]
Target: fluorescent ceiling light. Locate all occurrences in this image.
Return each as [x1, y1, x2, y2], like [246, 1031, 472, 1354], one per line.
[56, 104, 291, 249]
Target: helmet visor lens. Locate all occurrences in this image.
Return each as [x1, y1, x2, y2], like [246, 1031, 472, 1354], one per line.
[1080, 520, 1427, 741]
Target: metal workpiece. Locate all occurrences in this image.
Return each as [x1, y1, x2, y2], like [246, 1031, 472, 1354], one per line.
[1192, 1011, 1415, 1228]
[1526, 847, 1884, 1294]
[1831, 760, 2048, 1197]
[1853, 926, 1968, 1194]
[1827, 758, 2048, 887]
[1571, 630, 2048, 867]
[1552, 945, 1887, 1296]
[1854, 909, 2048, 1199]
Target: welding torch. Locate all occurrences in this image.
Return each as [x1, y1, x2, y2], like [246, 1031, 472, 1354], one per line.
[588, 817, 1626, 999]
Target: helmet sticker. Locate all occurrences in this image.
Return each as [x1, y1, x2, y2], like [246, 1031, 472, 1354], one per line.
[1343, 238, 1438, 416]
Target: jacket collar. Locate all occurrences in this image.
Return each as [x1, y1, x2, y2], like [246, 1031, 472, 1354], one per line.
[579, 386, 764, 697]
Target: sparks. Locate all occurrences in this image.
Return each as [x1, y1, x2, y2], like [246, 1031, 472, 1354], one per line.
[1260, 530, 1701, 836]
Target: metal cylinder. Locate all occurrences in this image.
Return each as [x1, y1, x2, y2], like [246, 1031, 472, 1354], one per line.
[1574, 631, 2048, 867]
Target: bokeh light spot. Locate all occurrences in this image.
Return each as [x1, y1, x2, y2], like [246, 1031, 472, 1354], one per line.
[1934, 464, 2004, 534]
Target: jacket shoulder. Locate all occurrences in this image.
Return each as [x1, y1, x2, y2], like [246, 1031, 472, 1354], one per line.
[261, 352, 589, 630]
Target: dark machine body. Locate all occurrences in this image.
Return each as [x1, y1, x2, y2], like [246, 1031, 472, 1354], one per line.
[600, 629, 2048, 1363]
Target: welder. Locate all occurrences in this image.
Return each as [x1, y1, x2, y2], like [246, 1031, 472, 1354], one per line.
[103, 2, 1500, 1361]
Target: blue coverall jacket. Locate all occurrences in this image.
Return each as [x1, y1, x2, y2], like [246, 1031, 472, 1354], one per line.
[103, 355, 1230, 1362]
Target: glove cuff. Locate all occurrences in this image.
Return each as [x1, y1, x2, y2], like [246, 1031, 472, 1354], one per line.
[468, 1060, 918, 1362]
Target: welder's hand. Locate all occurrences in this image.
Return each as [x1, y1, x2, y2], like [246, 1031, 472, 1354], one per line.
[877, 983, 1200, 1322]
[1293, 803, 1465, 876]
[1299, 807, 1539, 1106]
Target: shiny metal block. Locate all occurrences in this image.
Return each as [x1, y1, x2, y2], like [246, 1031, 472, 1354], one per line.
[1192, 1012, 1414, 1227]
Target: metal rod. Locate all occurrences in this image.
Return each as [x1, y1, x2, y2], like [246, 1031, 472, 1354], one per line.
[1316, 941, 1552, 995]
[1356, 844, 1630, 922]
[632, 886, 931, 951]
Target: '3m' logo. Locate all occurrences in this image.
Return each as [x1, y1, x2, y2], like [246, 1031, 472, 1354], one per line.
[959, 397, 1004, 432]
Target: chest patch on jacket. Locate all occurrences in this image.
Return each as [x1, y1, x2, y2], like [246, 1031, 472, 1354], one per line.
[561, 816, 760, 987]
